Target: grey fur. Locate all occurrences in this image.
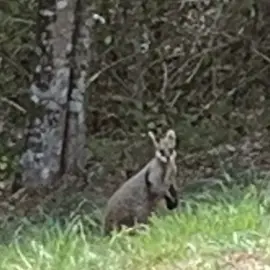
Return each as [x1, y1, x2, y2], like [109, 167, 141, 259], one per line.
[103, 129, 178, 235]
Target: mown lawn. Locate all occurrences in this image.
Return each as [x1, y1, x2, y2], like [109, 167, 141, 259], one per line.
[1, 180, 270, 270]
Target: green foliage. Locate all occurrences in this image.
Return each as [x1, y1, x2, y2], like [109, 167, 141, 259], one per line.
[89, 0, 270, 137]
[1, 0, 270, 184]
[1, 180, 270, 269]
[0, 0, 36, 181]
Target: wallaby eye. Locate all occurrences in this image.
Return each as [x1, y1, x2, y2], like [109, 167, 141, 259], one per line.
[159, 149, 166, 156]
[168, 148, 174, 155]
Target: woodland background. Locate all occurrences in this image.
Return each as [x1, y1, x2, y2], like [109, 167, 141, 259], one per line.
[1, 0, 270, 222]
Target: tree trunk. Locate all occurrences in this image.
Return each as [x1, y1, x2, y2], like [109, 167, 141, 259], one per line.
[17, 0, 92, 188]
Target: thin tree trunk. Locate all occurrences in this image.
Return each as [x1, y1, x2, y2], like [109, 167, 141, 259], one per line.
[17, 0, 92, 188]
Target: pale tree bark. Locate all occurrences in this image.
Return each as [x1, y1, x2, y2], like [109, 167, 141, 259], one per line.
[15, 0, 93, 188]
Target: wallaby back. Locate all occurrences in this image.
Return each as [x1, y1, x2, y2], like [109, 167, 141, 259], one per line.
[103, 129, 178, 235]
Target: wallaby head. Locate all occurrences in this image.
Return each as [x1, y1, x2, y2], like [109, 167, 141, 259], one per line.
[148, 129, 176, 163]
[147, 129, 178, 209]
[147, 129, 177, 185]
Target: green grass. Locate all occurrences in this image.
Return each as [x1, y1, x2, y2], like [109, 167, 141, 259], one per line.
[1, 182, 270, 270]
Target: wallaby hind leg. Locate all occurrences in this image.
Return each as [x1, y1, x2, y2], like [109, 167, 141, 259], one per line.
[105, 217, 148, 236]
[104, 214, 135, 236]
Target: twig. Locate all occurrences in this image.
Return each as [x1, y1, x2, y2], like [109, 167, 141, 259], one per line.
[0, 52, 30, 79]
[169, 90, 183, 108]
[253, 48, 270, 64]
[160, 61, 168, 100]
[186, 55, 205, 84]
[109, 69, 130, 94]
[169, 42, 233, 88]
[0, 97, 26, 114]
[87, 52, 138, 87]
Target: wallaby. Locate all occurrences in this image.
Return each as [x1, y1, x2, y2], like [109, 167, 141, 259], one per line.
[103, 129, 178, 235]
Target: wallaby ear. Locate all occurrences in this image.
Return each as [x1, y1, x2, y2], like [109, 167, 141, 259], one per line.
[148, 131, 159, 148]
[165, 129, 176, 148]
